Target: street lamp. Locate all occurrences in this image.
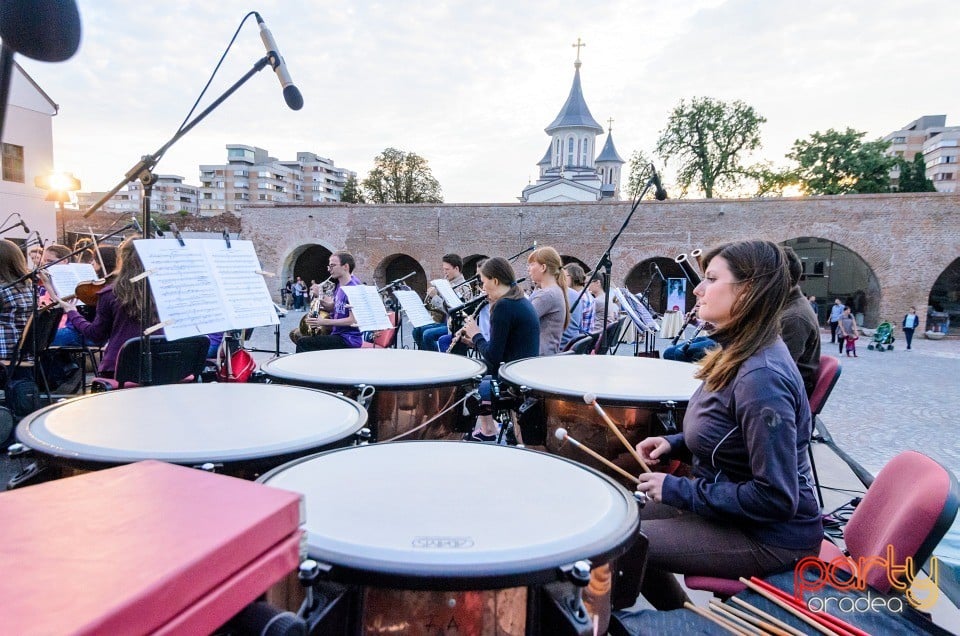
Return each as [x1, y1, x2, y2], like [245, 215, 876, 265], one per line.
[35, 171, 81, 243]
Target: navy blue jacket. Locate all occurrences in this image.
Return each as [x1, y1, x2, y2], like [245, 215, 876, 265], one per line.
[471, 296, 540, 374]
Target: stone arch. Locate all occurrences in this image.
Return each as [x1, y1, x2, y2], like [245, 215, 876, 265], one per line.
[928, 256, 960, 334]
[373, 253, 428, 296]
[782, 237, 882, 327]
[283, 243, 332, 287]
[462, 254, 488, 280]
[625, 256, 694, 315]
[560, 255, 590, 270]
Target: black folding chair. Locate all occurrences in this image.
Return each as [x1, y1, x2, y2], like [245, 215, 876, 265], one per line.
[91, 335, 210, 391]
[593, 317, 627, 355]
[3, 307, 64, 397]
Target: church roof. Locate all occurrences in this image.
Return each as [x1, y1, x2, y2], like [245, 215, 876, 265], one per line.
[595, 131, 624, 164]
[545, 64, 604, 135]
[537, 144, 552, 165]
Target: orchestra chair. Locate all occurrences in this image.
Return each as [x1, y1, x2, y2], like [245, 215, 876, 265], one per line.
[90, 335, 210, 391]
[807, 354, 843, 506]
[594, 316, 627, 355]
[1, 306, 63, 396]
[683, 450, 960, 600]
[361, 312, 397, 349]
[561, 332, 597, 355]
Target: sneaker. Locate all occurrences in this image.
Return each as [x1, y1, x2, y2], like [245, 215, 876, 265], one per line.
[461, 430, 498, 443]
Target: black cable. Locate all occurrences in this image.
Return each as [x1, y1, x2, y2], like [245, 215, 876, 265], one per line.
[175, 11, 259, 137]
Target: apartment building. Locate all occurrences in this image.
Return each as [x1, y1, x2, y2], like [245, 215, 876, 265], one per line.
[198, 145, 354, 216]
[883, 115, 959, 192]
[76, 175, 199, 215]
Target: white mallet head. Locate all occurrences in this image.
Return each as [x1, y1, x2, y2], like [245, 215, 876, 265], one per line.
[583, 393, 596, 405]
[554, 427, 568, 441]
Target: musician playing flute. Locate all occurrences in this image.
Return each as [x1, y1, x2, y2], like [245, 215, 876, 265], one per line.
[459, 257, 539, 442]
[615, 240, 822, 611]
[296, 252, 362, 351]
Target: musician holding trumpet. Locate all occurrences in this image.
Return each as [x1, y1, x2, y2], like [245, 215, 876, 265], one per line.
[614, 240, 822, 611]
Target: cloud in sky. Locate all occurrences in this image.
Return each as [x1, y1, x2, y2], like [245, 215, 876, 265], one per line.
[18, 0, 960, 202]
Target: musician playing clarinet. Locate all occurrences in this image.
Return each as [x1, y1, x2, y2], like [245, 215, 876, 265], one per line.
[296, 252, 362, 352]
[615, 240, 821, 611]
[459, 257, 539, 442]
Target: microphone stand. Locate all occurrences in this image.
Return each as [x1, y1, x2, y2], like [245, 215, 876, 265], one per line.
[377, 271, 416, 349]
[572, 175, 661, 355]
[80, 52, 280, 385]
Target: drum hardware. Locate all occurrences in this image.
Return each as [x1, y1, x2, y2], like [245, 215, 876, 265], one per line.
[354, 428, 372, 445]
[657, 400, 679, 434]
[554, 428, 640, 485]
[354, 384, 375, 410]
[193, 462, 223, 473]
[583, 393, 652, 474]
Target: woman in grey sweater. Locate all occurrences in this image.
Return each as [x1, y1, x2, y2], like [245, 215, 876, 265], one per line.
[526, 246, 569, 355]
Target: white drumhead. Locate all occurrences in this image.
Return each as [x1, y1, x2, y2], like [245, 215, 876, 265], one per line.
[499, 356, 701, 403]
[17, 384, 366, 464]
[262, 349, 487, 388]
[260, 442, 639, 584]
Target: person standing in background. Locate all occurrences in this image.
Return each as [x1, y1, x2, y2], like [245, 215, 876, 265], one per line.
[828, 298, 844, 343]
[902, 306, 920, 351]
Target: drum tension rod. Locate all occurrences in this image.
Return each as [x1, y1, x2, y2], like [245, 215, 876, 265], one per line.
[657, 400, 679, 434]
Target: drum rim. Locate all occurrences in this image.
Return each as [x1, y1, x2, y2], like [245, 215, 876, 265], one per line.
[498, 356, 698, 405]
[261, 350, 488, 390]
[15, 384, 367, 468]
[258, 441, 641, 590]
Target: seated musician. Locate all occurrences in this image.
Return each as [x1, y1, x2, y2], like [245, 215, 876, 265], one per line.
[616, 240, 822, 611]
[51, 245, 118, 348]
[562, 263, 594, 345]
[780, 246, 821, 396]
[296, 251, 362, 352]
[460, 257, 539, 442]
[0, 239, 34, 363]
[414, 253, 473, 351]
[526, 246, 568, 355]
[51, 238, 164, 378]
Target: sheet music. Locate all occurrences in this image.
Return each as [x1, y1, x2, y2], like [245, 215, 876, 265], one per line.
[134, 239, 279, 340]
[342, 285, 393, 331]
[45, 263, 97, 304]
[431, 279, 463, 310]
[613, 288, 656, 333]
[393, 289, 435, 328]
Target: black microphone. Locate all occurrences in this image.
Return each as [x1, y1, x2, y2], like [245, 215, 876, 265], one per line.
[149, 218, 165, 237]
[649, 164, 668, 201]
[254, 13, 304, 111]
[18, 219, 30, 234]
[0, 0, 82, 62]
[652, 262, 666, 281]
[130, 217, 143, 234]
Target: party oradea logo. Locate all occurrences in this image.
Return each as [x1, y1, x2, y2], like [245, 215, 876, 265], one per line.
[794, 546, 939, 613]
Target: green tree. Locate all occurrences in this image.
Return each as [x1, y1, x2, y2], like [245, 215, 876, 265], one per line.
[895, 152, 937, 192]
[787, 128, 895, 195]
[747, 162, 799, 197]
[340, 174, 365, 203]
[625, 149, 654, 199]
[655, 97, 766, 198]
[361, 148, 443, 203]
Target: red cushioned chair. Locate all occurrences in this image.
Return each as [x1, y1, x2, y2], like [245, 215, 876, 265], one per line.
[685, 450, 960, 599]
[808, 355, 843, 506]
[361, 312, 397, 349]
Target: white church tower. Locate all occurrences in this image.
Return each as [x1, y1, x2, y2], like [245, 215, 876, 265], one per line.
[521, 40, 624, 202]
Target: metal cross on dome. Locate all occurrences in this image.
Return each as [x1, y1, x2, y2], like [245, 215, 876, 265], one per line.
[572, 37, 585, 62]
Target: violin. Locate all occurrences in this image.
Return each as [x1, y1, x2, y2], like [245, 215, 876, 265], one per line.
[74, 273, 116, 306]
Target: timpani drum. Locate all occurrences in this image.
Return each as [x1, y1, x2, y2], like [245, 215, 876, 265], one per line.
[261, 349, 487, 442]
[258, 441, 642, 635]
[499, 356, 701, 482]
[14, 383, 367, 481]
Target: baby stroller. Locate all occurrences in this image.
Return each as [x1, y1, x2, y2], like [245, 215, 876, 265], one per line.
[867, 321, 895, 351]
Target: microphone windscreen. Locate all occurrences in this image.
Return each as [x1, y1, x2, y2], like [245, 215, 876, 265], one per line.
[283, 85, 304, 110]
[0, 0, 82, 62]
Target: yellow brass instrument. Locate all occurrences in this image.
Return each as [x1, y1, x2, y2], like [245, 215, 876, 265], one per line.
[290, 277, 334, 343]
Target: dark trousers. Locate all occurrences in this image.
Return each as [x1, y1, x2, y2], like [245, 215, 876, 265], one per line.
[613, 502, 817, 611]
[904, 327, 915, 349]
[829, 320, 839, 343]
[295, 334, 350, 352]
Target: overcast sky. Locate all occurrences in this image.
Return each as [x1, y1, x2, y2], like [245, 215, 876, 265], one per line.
[18, 0, 960, 202]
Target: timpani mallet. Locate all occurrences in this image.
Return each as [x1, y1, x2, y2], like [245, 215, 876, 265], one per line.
[554, 428, 640, 485]
[583, 393, 652, 474]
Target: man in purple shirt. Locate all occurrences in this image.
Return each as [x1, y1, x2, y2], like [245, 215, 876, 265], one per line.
[295, 251, 362, 351]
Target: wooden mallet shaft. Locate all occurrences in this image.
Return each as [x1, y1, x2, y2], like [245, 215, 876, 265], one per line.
[555, 428, 640, 485]
[584, 393, 651, 473]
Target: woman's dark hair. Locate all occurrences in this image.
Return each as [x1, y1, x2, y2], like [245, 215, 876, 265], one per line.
[112, 238, 156, 322]
[442, 253, 463, 271]
[0, 239, 29, 284]
[480, 257, 524, 303]
[98, 245, 118, 277]
[43, 243, 72, 261]
[563, 262, 586, 287]
[696, 240, 791, 392]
